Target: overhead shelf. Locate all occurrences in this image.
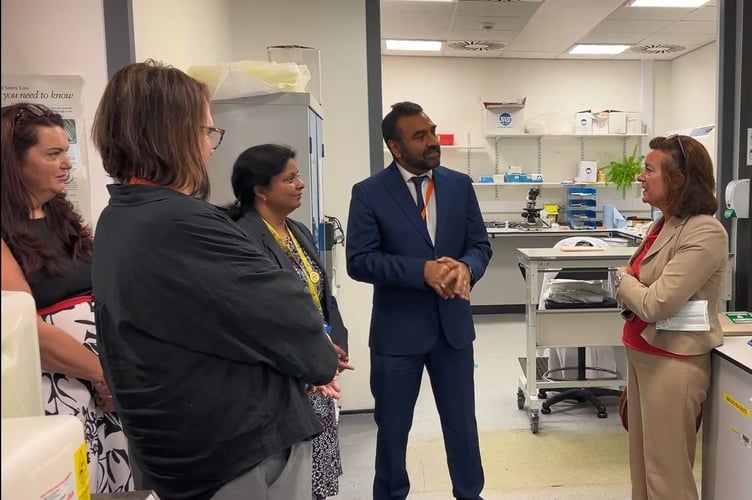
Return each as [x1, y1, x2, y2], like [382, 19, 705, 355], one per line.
[383, 145, 486, 151]
[485, 133, 648, 139]
[472, 182, 641, 187]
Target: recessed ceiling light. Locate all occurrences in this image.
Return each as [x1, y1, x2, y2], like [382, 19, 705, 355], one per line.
[569, 44, 631, 55]
[629, 0, 710, 7]
[385, 40, 443, 52]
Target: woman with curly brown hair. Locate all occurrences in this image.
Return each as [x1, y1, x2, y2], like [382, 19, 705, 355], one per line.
[0, 102, 132, 493]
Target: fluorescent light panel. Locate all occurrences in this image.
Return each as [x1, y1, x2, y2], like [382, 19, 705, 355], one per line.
[629, 0, 710, 7]
[385, 40, 443, 51]
[569, 44, 630, 55]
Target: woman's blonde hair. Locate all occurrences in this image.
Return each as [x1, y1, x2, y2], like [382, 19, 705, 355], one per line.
[92, 59, 211, 198]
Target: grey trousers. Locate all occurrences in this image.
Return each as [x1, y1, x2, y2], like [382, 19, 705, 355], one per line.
[211, 440, 313, 500]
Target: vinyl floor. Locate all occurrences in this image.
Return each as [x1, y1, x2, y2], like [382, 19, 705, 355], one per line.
[336, 314, 702, 499]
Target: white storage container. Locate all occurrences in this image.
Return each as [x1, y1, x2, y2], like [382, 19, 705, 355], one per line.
[1, 415, 89, 500]
[1, 291, 43, 418]
[626, 112, 642, 134]
[268, 45, 322, 105]
[482, 98, 526, 135]
[575, 111, 592, 134]
[602, 237, 630, 247]
[608, 112, 627, 134]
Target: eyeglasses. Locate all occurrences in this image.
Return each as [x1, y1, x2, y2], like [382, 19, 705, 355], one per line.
[665, 134, 686, 165]
[14, 103, 52, 123]
[203, 126, 225, 150]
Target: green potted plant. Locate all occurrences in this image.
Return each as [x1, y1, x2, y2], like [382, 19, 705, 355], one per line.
[599, 146, 644, 198]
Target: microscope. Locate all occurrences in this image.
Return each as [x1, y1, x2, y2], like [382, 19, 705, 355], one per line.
[520, 187, 548, 228]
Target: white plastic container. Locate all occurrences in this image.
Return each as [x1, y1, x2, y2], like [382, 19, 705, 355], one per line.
[578, 160, 598, 183]
[1, 415, 89, 500]
[1, 291, 43, 418]
[602, 237, 630, 247]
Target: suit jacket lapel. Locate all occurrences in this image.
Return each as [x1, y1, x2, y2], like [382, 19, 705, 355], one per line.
[384, 163, 433, 247]
[643, 216, 683, 262]
[241, 210, 294, 272]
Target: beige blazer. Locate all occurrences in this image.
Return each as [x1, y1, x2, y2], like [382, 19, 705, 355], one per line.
[617, 214, 728, 356]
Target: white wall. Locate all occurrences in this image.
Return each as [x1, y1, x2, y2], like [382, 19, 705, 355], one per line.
[1, 0, 109, 224]
[132, 0, 234, 70]
[382, 57, 642, 142]
[655, 42, 718, 167]
[658, 42, 717, 135]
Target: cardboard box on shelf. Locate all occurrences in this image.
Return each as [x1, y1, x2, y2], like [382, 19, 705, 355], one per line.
[592, 111, 609, 135]
[482, 97, 526, 135]
[626, 112, 642, 134]
[608, 111, 627, 134]
[267, 45, 321, 105]
[575, 111, 592, 134]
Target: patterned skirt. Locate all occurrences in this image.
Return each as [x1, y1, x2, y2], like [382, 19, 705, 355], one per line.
[310, 392, 342, 499]
[39, 297, 133, 494]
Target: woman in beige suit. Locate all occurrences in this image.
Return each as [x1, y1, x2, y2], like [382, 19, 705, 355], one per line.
[615, 135, 727, 500]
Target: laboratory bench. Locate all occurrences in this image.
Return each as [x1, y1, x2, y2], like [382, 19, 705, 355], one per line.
[701, 335, 752, 500]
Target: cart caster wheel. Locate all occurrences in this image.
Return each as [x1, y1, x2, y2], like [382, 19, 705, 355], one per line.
[540, 405, 552, 415]
[516, 389, 525, 410]
[597, 411, 608, 419]
[538, 390, 548, 399]
[530, 415, 540, 434]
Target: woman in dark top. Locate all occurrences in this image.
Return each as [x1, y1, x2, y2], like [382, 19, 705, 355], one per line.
[90, 61, 338, 500]
[0, 103, 132, 492]
[225, 144, 353, 500]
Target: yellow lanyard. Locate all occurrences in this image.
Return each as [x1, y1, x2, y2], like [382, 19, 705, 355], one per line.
[263, 219, 322, 313]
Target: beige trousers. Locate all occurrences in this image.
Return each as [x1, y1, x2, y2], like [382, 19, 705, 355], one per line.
[626, 347, 709, 500]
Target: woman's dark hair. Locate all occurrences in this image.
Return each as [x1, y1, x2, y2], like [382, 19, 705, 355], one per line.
[649, 135, 718, 217]
[0, 103, 93, 277]
[225, 144, 296, 220]
[91, 59, 212, 199]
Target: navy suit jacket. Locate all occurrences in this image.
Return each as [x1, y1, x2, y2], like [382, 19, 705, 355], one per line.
[346, 163, 492, 355]
[235, 209, 349, 353]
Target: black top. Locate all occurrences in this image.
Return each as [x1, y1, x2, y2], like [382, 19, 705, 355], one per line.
[92, 184, 338, 500]
[3, 218, 91, 310]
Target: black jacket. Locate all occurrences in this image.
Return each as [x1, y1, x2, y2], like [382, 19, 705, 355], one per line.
[92, 185, 338, 500]
[234, 209, 349, 353]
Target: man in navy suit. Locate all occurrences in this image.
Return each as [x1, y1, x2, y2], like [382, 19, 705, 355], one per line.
[346, 102, 491, 500]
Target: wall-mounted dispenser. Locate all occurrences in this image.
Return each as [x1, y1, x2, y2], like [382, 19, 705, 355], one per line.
[724, 178, 750, 218]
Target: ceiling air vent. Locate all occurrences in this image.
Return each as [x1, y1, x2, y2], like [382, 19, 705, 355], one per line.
[447, 40, 506, 52]
[630, 43, 686, 55]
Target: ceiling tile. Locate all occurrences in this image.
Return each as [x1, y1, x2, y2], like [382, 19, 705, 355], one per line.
[606, 6, 694, 22]
[592, 20, 672, 34]
[661, 20, 715, 35]
[447, 29, 518, 42]
[451, 16, 528, 31]
[381, 1, 457, 17]
[379, 0, 718, 61]
[455, 1, 541, 18]
[641, 33, 715, 45]
[578, 32, 654, 45]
